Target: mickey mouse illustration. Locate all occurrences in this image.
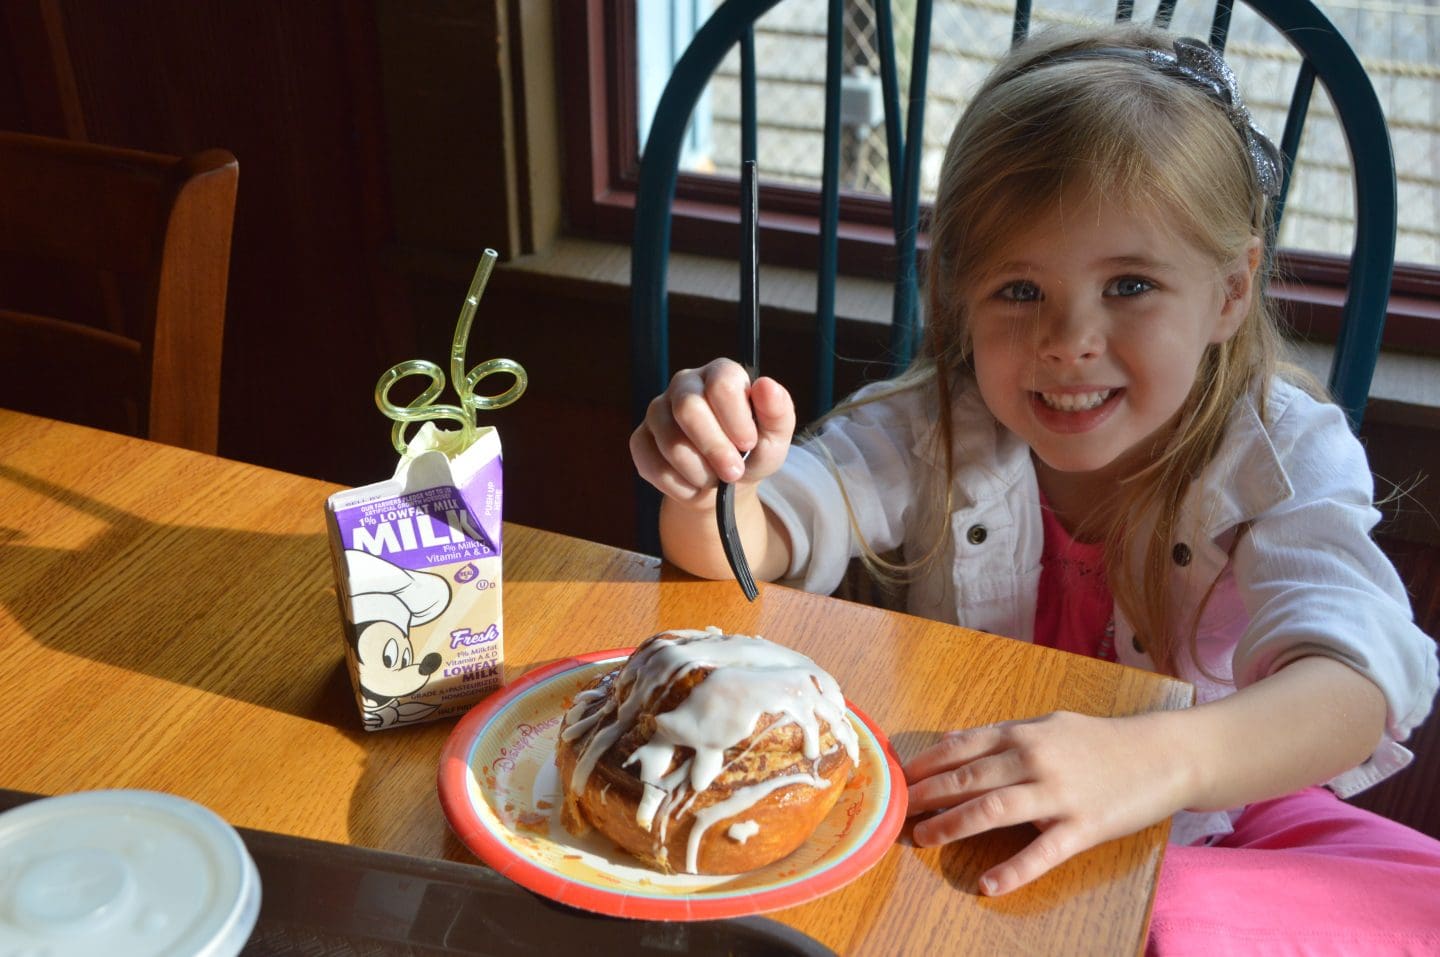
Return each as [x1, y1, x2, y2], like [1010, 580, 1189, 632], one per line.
[342, 549, 451, 729]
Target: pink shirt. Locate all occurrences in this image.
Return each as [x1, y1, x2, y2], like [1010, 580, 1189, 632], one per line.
[1033, 498, 1116, 662]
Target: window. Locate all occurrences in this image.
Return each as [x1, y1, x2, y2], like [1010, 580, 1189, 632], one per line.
[561, 0, 1440, 351]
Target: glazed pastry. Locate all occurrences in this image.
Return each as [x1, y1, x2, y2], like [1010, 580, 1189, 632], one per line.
[555, 628, 858, 875]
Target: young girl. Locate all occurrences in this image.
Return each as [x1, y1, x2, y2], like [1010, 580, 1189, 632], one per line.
[630, 23, 1440, 952]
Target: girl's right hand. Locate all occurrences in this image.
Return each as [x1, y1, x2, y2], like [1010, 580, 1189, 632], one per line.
[630, 358, 796, 507]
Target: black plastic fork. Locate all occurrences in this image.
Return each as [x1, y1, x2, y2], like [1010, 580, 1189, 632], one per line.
[715, 159, 760, 602]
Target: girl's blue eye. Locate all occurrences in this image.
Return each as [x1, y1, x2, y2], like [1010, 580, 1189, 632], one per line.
[1107, 277, 1154, 297]
[998, 281, 1041, 302]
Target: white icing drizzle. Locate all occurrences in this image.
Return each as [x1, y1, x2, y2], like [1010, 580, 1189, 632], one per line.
[686, 773, 826, 873]
[564, 627, 858, 873]
[638, 762, 692, 830]
[727, 820, 760, 844]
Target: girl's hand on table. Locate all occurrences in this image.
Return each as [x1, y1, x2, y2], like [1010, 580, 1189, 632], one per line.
[903, 710, 1185, 896]
[631, 358, 796, 507]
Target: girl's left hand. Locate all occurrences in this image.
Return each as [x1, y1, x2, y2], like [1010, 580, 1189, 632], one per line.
[903, 710, 1187, 896]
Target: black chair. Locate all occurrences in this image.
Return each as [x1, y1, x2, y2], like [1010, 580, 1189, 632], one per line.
[630, 2, 1396, 548]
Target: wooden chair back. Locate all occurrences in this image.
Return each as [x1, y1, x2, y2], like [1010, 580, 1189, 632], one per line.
[0, 132, 238, 453]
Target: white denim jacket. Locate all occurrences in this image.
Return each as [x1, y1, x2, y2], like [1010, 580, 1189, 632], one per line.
[759, 375, 1439, 844]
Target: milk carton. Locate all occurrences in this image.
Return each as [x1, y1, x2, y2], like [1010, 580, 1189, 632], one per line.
[326, 423, 506, 730]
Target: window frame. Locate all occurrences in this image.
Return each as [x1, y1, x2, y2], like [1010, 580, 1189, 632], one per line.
[559, 0, 1440, 354]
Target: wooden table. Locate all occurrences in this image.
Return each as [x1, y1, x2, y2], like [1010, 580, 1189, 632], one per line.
[0, 410, 1192, 955]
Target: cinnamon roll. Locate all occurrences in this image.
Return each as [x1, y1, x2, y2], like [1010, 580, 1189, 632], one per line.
[555, 628, 858, 875]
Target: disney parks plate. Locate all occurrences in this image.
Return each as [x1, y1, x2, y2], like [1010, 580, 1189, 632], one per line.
[438, 648, 906, 921]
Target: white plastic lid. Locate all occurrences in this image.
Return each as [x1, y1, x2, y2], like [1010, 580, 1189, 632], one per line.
[0, 790, 261, 957]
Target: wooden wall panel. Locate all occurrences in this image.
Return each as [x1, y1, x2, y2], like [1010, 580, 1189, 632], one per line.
[375, 0, 521, 257]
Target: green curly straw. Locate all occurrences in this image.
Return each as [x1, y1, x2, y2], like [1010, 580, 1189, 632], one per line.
[374, 249, 527, 454]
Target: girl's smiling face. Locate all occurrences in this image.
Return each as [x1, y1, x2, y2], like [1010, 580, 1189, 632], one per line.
[964, 191, 1259, 485]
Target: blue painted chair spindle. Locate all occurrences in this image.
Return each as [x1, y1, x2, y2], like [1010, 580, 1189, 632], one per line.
[630, 0, 1397, 555]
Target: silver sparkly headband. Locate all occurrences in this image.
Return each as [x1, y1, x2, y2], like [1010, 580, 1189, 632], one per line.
[1020, 37, 1283, 197]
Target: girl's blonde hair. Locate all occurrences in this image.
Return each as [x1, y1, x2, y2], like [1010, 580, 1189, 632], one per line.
[834, 23, 1313, 675]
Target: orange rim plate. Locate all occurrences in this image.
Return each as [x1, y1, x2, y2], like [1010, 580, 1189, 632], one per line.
[437, 648, 907, 921]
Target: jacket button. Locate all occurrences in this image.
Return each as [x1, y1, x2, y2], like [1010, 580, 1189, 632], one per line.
[1172, 543, 1192, 566]
[966, 524, 987, 545]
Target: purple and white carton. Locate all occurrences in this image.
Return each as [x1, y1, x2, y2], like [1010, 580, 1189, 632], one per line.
[324, 424, 505, 730]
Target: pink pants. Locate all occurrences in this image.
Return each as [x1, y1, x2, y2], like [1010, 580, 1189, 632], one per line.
[1148, 787, 1440, 955]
